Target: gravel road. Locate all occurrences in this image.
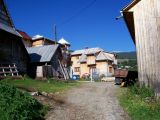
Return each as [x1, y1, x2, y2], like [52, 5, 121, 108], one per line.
[45, 82, 129, 120]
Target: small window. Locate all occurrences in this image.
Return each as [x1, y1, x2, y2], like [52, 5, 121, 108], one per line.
[109, 67, 112, 73]
[76, 56, 79, 60]
[75, 67, 80, 72]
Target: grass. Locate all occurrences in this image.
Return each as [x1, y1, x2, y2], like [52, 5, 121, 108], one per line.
[118, 84, 160, 120]
[4, 77, 81, 93]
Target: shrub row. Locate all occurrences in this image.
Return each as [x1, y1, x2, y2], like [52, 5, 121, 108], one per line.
[0, 81, 44, 120]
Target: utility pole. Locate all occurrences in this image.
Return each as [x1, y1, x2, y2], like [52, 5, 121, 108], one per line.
[54, 24, 57, 45]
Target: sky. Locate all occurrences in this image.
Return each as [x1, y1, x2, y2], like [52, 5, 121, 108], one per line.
[6, 0, 135, 52]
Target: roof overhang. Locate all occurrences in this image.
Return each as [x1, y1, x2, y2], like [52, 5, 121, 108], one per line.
[122, 0, 141, 12]
[123, 12, 136, 43]
[121, 0, 141, 44]
[0, 23, 22, 37]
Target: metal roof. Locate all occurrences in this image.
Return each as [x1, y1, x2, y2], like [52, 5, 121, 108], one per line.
[17, 30, 32, 40]
[78, 53, 87, 63]
[27, 45, 59, 63]
[71, 47, 103, 56]
[96, 51, 114, 61]
[58, 37, 70, 45]
[0, 23, 21, 37]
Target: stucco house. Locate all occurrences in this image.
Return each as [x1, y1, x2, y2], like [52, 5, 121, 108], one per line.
[71, 47, 117, 78]
[122, 0, 160, 95]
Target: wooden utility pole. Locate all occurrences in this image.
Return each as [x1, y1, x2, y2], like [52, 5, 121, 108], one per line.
[54, 24, 57, 45]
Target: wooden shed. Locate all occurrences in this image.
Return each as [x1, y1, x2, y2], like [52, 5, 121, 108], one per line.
[0, 0, 29, 77]
[27, 45, 69, 80]
[122, 0, 160, 95]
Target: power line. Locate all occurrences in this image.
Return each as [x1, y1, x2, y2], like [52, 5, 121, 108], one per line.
[59, 0, 97, 27]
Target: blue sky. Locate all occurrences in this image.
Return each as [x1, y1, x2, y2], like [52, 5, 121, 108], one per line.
[6, 0, 135, 52]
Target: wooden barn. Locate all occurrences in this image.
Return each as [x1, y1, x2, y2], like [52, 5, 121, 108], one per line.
[27, 45, 70, 80]
[122, 0, 160, 95]
[0, 0, 29, 77]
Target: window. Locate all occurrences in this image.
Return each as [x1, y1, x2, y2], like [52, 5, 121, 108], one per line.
[76, 56, 79, 60]
[89, 66, 96, 73]
[109, 67, 112, 73]
[75, 67, 80, 72]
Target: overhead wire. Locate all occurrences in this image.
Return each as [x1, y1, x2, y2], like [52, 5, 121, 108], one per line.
[59, 0, 97, 27]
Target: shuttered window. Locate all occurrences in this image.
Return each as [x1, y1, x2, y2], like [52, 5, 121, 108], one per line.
[75, 67, 80, 72]
[109, 67, 112, 73]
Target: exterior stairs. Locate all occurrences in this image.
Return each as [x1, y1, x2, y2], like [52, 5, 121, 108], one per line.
[0, 63, 20, 78]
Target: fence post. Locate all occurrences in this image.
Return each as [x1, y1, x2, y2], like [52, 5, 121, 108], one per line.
[90, 69, 93, 82]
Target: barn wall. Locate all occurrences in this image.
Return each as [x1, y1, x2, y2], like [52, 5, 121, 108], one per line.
[23, 39, 32, 47]
[0, 30, 29, 75]
[50, 50, 64, 78]
[129, 0, 160, 94]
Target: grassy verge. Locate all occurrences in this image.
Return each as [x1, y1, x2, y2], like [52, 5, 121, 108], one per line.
[4, 77, 81, 93]
[118, 85, 160, 120]
[0, 81, 44, 120]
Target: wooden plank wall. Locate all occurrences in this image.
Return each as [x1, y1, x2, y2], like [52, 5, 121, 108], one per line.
[0, 31, 28, 75]
[129, 0, 160, 95]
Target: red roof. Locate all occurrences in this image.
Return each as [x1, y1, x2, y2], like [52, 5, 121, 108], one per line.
[17, 30, 32, 40]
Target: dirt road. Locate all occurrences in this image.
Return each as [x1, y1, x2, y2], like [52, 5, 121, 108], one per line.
[45, 82, 129, 120]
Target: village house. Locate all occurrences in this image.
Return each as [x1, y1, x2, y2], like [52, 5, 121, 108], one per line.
[0, 0, 29, 77]
[17, 30, 32, 47]
[71, 47, 117, 78]
[31, 35, 71, 66]
[27, 45, 70, 80]
[32, 35, 57, 47]
[122, 0, 160, 95]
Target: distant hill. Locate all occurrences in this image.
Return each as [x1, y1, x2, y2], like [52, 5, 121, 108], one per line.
[116, 51, 137, 71]
[116, 51, 137, 59]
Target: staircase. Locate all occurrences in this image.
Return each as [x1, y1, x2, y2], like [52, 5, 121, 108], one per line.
[58, 60, 70, 80]
[0, 63, 19, 78]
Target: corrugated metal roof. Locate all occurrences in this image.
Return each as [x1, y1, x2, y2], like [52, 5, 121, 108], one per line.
[0, 23, 21, 37]
[58, 37, 70, 45]
[71, 47, 103, 55]
[96, 51, 114, 61]
[78, 54, 87, 63]
[17, 30, 32, 40]
[27, 45, 59, 63]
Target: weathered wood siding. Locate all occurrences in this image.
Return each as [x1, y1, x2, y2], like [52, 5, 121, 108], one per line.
[0, 30, 29, 74]
[50, 50, 64, 78]
[128, 0, 160, 94]
[23, 40, 32, 47]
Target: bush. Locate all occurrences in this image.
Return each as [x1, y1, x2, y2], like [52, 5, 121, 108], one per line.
[129, 84, 154, 99]
[0, 81, 44, 120]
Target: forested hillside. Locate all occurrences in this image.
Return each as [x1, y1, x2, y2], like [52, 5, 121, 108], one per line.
[116, 51, 137, 71]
